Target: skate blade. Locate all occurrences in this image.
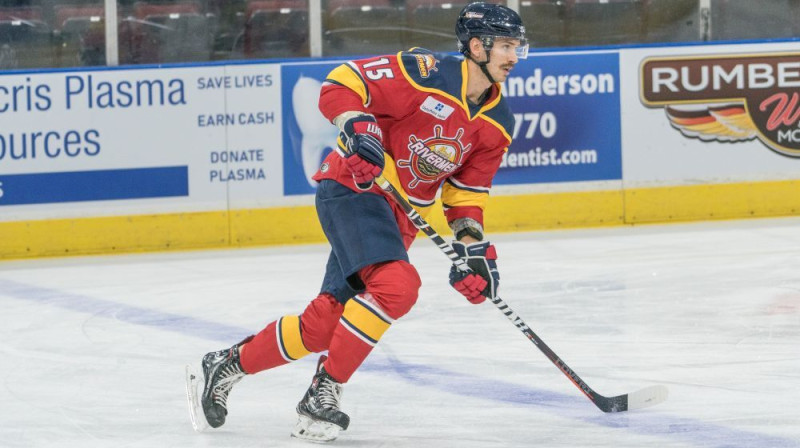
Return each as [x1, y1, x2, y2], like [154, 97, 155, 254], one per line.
[291, 414, 342, 443]
[185, 364, 209, 432]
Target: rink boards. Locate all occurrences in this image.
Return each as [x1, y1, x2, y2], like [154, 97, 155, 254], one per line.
[1, 41, 799, 258]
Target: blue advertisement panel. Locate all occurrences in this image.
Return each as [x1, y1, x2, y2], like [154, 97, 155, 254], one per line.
[497, 52, 621, 185]
[281, 62, 341, 196]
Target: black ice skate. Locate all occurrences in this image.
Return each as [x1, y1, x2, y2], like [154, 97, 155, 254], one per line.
[292, 355, 350, 442]
[198, 344, 247, 428]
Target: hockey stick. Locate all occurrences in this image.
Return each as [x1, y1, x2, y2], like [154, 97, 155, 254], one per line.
[374, 174, 668, 413]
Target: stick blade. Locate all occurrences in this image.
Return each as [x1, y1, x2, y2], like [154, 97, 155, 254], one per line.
[626, 385, 669, 411]
[595, 385, 668, 413]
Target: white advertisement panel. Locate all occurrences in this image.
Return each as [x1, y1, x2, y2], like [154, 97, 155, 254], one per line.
[216, 64, 285, 210]
[0, 62, 283, 221]
[620, 41, 800, 186]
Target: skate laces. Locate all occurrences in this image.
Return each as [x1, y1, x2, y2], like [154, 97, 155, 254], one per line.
[317, 375, 343, 409]
[212, 354, 245, 410]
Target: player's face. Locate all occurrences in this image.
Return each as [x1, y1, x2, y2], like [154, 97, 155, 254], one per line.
[487, 38, 521, 82]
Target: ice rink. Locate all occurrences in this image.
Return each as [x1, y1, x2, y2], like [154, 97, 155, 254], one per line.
[1, 216, 799, 447]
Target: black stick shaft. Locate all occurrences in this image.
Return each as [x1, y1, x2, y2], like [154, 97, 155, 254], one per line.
[374, 175, 614, 410]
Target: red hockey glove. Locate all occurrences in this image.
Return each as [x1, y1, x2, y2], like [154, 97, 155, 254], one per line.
[449, 241, 499, 304]
[338, 115, 385, 189]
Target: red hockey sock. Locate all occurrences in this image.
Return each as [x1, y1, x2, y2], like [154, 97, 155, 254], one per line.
[239, 294, 343, 374]
[239, 319, 294, 374]
[298, 293, 345, 352]
[324, 293, 393, 382]
[324, 261, 421, 383]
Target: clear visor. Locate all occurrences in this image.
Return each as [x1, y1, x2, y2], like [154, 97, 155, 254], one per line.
[515, 41, 529, 59]
[486, 36, 529, 59]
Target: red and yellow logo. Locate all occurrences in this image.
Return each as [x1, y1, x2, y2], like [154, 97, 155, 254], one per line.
[398, 125, 470, 188]
[414, 54, 439, 79]
[640, 52, 800, 158]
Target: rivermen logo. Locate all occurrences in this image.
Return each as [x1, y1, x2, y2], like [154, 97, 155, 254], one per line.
[415, 54, 438, 78]
[640, 52, 800, 158]
[397, 125, 471, 188]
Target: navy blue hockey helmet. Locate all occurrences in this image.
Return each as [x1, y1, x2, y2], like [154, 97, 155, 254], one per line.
[456, 2, 529, 59]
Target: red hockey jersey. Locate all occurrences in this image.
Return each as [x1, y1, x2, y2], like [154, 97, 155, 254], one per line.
[314, 48, 515, 246]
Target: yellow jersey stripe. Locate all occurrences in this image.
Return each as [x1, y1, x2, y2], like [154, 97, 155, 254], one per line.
[459, 59, 506, 122]
[458, 59, 474, 118]
[477, 85, 502, 116]
[442, 182, 490, 210]
[327, 63, 369, 105]
[479, 115, 513, 143]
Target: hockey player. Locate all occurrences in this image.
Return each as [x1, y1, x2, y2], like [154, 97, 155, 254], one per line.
[194, 2, 527, 442]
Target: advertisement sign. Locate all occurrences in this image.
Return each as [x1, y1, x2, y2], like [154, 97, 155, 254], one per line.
[620, 42, 800, 185]
[497, 51, 622, 185]
[0, 63, 283, 220]
[641, 52, 800, 158]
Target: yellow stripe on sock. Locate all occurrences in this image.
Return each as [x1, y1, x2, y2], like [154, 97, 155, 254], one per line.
[279, 315, 311, 361]
[340, 297, 392, 345]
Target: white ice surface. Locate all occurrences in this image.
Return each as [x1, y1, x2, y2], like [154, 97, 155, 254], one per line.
[1, 217, 800, 447]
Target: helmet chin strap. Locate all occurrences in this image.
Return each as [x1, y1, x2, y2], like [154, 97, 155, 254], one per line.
[467, 43, 497, 89]
[477, 59, 497, 84]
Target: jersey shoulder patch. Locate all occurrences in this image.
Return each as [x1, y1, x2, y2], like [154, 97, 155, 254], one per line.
[399, 51, 463, 98]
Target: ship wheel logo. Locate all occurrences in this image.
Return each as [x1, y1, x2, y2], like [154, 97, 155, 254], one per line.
[397, 125, 471, 189]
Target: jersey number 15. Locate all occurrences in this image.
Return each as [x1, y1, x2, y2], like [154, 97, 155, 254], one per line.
[364, 58, 394, 81]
